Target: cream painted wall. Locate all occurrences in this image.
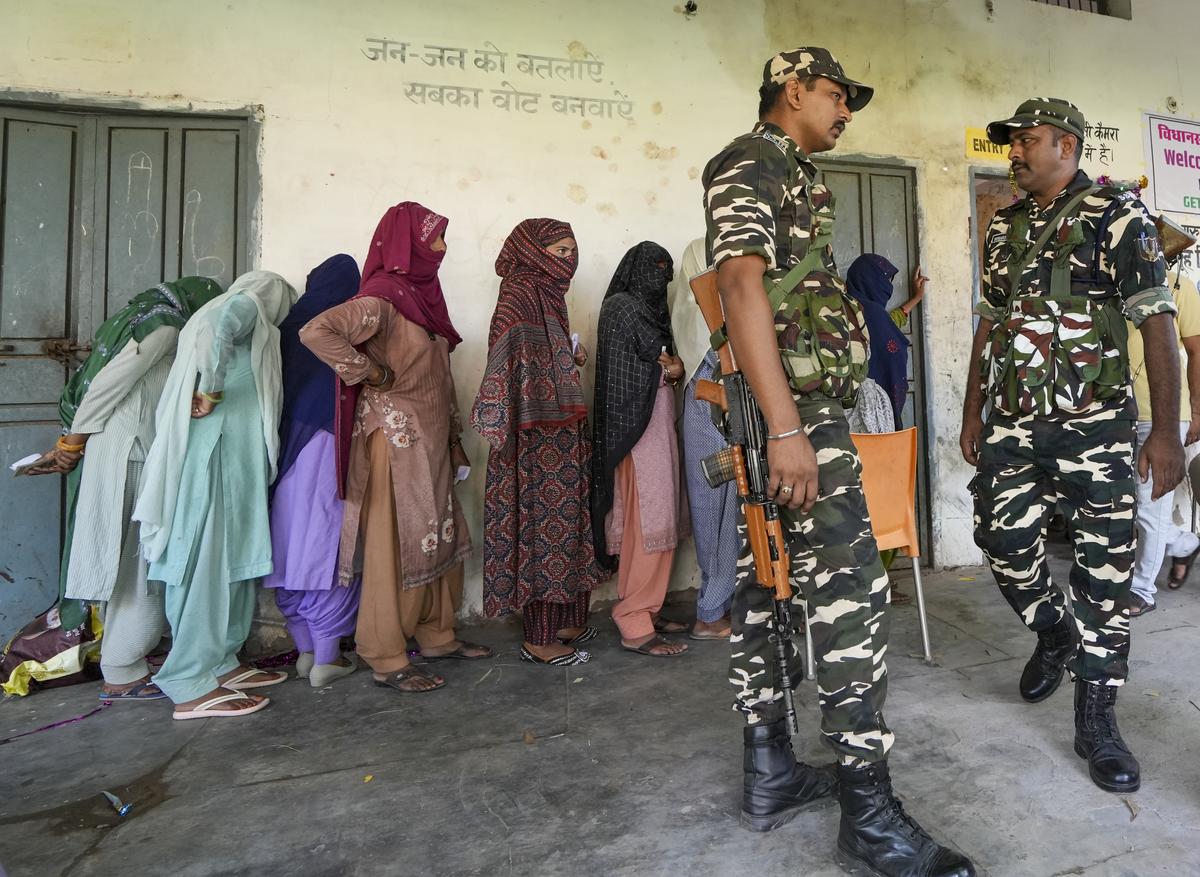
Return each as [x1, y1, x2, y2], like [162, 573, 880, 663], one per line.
[3, 0, 1197, 614]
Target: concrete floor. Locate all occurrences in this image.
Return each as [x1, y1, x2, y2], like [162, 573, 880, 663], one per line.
[2, 552, 1199, 877]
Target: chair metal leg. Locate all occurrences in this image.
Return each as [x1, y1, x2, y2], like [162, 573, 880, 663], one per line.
[911, 556, 933, 663]
[803, 599, 815, 680]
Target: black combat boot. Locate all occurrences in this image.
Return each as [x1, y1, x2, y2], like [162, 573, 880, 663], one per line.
[1019, 615, 1076, 702]
[1074, 679, 1141, 793]
[740, 719, 837, 831]
[836, 760, 976, 877]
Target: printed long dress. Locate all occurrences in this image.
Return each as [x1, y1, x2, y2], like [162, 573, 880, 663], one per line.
[299, 297, 470, 589]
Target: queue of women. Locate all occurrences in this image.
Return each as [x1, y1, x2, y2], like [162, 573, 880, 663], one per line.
[24, 200, 923, 720]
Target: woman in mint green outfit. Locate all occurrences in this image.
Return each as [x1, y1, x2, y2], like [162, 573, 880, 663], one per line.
[135, 270, 299, 720]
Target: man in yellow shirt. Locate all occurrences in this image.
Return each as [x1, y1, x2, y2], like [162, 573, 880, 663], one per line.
[1126, 271, 1200, 615]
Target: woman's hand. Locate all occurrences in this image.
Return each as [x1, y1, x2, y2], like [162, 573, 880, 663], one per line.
[910, 266, 929, 302]
[450, 441, 470, 470]
[572, 340, 589, 367]
[21, 446, 83, 475]
[658, 352, 685, 383]
[191, 393, 218, 419]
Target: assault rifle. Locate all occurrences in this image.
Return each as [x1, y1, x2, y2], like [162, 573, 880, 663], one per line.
[689, 269, 800, 737]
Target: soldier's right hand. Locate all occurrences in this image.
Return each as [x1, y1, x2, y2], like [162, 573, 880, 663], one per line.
[767, 431, 820, 513]
[960, 417, 983, 466]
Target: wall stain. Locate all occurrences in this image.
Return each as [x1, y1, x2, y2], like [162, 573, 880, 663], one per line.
[608, 163, 619, 173]
[566, 40, 589, 60]
[567, 184, 588, 204]
[652, 101, 663, 115]
[687, 166, 700, 180]
[596, 202, 617, 217]
[591, 146, 608, 160]
[642, 141, 678, 161]
[582, 120, 592, 130]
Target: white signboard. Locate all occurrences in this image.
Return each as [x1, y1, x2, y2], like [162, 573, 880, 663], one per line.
[1144, 112, 1200, 215]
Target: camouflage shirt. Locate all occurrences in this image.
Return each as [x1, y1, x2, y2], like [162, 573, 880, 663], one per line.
[702, 121, 838, 282]
[978, 169, 1175, 419]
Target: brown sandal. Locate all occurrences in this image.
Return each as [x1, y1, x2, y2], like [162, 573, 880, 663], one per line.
[422, 641, 495, 660]
[373, 666, 446, 693]
[1168, 545, 1200, 589]
[622, 634, 688, 657]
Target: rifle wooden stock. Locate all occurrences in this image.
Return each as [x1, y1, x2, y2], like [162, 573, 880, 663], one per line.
[694, 378, 727, 411]
[688, 269, 737, 375]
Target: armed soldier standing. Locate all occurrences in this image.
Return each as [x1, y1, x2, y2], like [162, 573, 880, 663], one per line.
[961, 98, 1184, 794]
[702, 48, 975, 877]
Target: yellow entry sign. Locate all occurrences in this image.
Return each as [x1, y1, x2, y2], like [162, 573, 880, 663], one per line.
[966, 128, 1008, 162]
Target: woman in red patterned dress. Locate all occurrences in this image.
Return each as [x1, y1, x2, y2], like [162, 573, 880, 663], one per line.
[471, 218, 609, 666]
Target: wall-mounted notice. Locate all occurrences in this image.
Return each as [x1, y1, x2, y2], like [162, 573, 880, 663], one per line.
[1144, 112, 1200, 215]
[965, 128, 1007, 162]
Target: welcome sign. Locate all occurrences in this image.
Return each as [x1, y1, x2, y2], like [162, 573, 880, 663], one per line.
[1144, 112, 1200, 215]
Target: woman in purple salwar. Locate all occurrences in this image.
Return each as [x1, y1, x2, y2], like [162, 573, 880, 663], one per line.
[264, 255, 363, 687]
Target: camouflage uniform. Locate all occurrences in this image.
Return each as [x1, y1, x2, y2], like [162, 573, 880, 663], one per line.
[703, 114, 894, 764]
[974, 158, 1175, 685]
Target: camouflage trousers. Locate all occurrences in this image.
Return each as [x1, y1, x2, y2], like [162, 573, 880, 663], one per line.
[971, 408, 1136, 685]
[729, 394, 894, 764]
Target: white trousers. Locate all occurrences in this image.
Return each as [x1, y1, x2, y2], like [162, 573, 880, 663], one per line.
[1131, 421, 1200, 602]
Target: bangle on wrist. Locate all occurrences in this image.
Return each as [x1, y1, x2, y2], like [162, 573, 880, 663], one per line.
[766, 426, 803, 441]
[366, 364, 393, 388]
[56, 436, 86, 453]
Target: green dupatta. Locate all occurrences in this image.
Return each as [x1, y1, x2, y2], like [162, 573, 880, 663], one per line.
[56, 277, 223, 629]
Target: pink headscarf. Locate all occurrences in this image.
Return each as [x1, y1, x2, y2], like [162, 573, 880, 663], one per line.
[356, 201, 462, 348]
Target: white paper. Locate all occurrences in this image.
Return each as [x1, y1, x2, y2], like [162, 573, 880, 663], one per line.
[9, 452, 42, 474]
[570, 332, 580, 355]
[455, 465, 470, 483]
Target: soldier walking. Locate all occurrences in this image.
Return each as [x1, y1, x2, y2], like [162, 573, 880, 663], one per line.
[703, 48, 975, 877]
[961, 98, 1184, 794]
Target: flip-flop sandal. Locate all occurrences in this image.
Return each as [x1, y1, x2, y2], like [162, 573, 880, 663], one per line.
[1168, 545, 1200, 588]
[622, 634, 688, 657]
[373, 666, 446, 693]
[519, 645, 591, 666]
[423, 641, 495, 660]
[1128, 595, 1156, 617]
[100, 679, 166, 702]
[689, 627, 731, 641]
[172, 692, 270, 721]
[221, 669, 289, 690]
[652, 616, 689, 634]
[557, 626, 598, 646]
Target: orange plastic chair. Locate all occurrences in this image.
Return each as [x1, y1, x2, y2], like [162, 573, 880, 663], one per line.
[800, 428, 933, 678]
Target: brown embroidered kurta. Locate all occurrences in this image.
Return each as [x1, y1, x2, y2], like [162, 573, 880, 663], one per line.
[300, 297, 469, 589]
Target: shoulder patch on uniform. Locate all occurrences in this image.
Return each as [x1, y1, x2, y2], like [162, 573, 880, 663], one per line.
[751, 130, 789, 155]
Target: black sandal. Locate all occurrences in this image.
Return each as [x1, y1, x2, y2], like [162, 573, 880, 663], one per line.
[1168, 545, 1200, 589]
[519, 645, 591, 666]
[652, 616, 689, 634]
[557, 626, 598, 646]
[373, 666, 446, 693]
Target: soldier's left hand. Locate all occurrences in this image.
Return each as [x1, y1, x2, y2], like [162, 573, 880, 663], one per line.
[1138, 427, 1186, 501]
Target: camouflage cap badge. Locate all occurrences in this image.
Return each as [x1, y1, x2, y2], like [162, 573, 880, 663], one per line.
[762, 46, 874, 112]
[987, 97, 1087, 145]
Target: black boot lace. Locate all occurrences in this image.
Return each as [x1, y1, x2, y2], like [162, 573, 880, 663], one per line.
[1087, 687, 1129, 751]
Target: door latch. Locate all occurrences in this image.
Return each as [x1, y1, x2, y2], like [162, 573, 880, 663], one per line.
[43, 339, 92, 367]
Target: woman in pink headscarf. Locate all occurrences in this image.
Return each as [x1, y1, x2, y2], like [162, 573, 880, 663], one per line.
[301, 201, 492, 695]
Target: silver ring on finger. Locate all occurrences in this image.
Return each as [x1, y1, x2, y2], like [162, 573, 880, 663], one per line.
[779, 484, 794, 496]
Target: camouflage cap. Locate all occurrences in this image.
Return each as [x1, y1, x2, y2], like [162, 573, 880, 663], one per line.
[762, 46, 873, 112]
[987, 97, 1086, 145]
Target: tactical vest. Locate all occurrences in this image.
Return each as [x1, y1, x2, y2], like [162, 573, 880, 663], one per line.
[711, 147, 869, 406]
[984, 185, 1129, 416]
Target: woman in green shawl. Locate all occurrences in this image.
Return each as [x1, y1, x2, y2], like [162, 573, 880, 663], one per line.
[25, 277, 223, 701]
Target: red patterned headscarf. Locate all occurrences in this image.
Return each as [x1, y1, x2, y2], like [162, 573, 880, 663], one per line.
[471, 218, 586, 449]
